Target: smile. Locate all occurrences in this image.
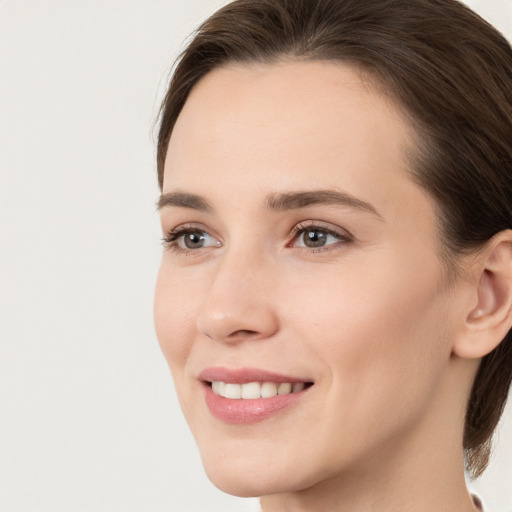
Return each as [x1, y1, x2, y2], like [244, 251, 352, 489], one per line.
[199, 367, 314, 424]
[211, 381, 306, 399]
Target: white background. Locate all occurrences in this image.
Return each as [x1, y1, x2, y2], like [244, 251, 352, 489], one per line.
[1, 1, 511, 511]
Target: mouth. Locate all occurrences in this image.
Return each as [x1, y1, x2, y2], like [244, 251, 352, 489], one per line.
[209, 380, 312, 399]
[199, 367, 314, 424]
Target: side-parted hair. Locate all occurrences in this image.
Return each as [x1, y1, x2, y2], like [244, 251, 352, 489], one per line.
[157, 0, 512, 477]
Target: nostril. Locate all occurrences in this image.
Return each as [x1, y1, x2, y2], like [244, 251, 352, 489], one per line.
[228, 329, 260, 338]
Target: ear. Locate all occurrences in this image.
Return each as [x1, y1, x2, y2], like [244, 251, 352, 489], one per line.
[453, 230, 512, 359]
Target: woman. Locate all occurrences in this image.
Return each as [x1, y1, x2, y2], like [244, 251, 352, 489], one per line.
[154, 0, 512, 510]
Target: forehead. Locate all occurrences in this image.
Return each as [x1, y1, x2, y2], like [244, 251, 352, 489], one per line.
[164, 60, 413, 186]
[163, 61, 430, 224]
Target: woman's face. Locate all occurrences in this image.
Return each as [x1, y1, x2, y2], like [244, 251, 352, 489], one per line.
[155, 62, 466, 497]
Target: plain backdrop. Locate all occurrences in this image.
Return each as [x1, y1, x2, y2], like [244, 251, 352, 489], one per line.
[1, 1, 511, 511]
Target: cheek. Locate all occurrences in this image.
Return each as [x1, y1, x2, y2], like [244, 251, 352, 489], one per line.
[284, 255, 453, 423]
[154, 262, 199, 373]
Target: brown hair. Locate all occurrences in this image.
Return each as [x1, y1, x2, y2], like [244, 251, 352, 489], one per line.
[156, 0, 512, 477]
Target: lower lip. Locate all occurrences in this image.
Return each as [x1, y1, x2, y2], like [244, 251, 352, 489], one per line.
[204, 384, 307, 424]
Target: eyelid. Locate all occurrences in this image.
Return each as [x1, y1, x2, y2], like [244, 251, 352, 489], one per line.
[161, 223, 221, 253]
[288, 220, 354, 249]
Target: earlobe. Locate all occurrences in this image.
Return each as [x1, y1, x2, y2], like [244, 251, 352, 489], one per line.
[454, 230, 512, 359]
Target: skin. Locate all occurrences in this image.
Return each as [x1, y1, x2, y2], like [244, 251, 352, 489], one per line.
[154, 61, 484, 511]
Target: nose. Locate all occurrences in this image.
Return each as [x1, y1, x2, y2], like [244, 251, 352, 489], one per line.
[196, 251, 279, 344]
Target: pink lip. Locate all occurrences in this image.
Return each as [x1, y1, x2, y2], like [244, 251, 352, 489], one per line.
[198, 366, 309, 384]
[199, 367, 313, 425]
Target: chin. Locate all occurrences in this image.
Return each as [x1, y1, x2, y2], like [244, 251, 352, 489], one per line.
[200, 444, 325, 498]
[204, 464, 304, 498]
[205, 469, 266, 498]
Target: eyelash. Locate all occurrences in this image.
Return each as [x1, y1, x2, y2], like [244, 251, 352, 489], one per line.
[161, 224, 215, 254]
[289, 222, 353, 252]
[161, 222, 353, 254]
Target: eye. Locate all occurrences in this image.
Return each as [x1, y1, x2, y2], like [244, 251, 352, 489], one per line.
[291, 223, 352, 250]
[162, 226, 221, 252]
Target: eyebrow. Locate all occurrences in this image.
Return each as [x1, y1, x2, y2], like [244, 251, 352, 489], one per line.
[157, 191, 213, 212]
[265, 190, 381, 217]
[157, 189, 381, 218]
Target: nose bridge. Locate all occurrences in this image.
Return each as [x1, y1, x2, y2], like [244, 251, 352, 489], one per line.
[196, 242, 279, 343]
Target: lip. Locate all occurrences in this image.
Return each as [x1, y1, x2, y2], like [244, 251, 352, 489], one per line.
[198, 366, 310, 384]
[199, 367, 313, 424]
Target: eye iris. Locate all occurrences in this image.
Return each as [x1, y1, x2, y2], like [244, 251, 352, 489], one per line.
[184, 231, 205, 249]
[303, 229, 327, 248]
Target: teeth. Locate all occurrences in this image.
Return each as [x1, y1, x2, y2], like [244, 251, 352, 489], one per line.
[278, 382, 292, 395]
[211, 381, 225, 395]
[224, 383, 242, 399]
[261, 382, 277, 398]
[211, 381, 308, 399]
[241, 382, 261, 399]
[293, 382, 305, 393]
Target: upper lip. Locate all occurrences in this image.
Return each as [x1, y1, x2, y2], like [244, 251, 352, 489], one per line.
[198, 367, 312, 384]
